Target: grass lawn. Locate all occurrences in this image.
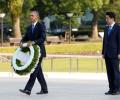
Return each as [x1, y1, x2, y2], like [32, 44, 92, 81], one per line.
[0, 42, 104, 72]
[0, 62, 12, 72]
[0, 42, 102, 55]
[0, 58, 106, 72]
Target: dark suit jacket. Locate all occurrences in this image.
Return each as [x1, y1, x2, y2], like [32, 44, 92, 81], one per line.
[102, 23, 120, 58]
[21, 21, 46, 57]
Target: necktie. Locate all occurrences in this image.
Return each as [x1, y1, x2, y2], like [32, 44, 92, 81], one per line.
[32, 24, 34, 33]
[108, 26, 112, 36]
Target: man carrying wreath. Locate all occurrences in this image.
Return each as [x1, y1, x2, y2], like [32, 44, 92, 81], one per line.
[19, 8, 48, 95]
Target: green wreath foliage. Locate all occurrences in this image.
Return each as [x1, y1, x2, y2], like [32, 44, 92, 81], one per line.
[12, 45, 40, 75]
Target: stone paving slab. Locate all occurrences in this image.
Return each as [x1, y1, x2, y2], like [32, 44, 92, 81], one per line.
[0, 78, 120, 100]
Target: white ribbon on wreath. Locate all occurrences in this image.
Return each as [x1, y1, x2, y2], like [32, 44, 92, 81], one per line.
[12, 45, 35, 71]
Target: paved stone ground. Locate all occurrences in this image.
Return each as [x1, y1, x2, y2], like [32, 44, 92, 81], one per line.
[0, 78, 120, 100]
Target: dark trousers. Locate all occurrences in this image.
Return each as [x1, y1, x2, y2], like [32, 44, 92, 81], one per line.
[24, 57, 48, 91]
[105, 58, 120, 92]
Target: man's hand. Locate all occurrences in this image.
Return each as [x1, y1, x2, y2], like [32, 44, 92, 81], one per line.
[20, 42, 24, 48]
[20, 41, 35, 48]
[20, 42, 31, 48]
[118, 54, 120, 59]
[27, 41, 32, 47]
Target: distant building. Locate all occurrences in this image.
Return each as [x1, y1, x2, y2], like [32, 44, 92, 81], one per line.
[81, 9, 93, 22]
[43, 16, 50, 31]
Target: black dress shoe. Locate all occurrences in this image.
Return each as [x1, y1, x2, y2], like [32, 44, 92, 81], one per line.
[105, 91, 113, 95]
[36, 90, 48, 95]
[112, 91, 120, 95]
[19, 89, 31, 95]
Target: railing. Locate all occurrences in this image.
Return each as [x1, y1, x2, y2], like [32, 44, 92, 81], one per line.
[46, 54, 104, 72]
[0, 53, 105, 73]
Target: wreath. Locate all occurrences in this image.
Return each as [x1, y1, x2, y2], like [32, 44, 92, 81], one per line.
[11, 43, 40, 75]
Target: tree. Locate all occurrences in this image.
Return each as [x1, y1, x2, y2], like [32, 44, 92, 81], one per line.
[82, 0, 109, 39]
[21, 0, 36, 34]
[34, 0, 83, 33]
[7, 0, 24, 38]
[35, 0, 82, 18]
[104, 0, 120, 21]
[0, 0, 7, 12]
[0, 0, 37, 38]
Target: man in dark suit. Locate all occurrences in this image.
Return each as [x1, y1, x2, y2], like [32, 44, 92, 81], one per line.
[19, 8, 48, 95]
[102, 11, 120, 95]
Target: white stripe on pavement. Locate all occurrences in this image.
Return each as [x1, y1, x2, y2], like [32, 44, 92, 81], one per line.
[0, 72, 107, 80]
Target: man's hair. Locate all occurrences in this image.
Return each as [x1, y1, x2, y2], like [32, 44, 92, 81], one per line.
[30, 8, 38, 12]
[106, 11, 116, 20]
[30, 8, 39, 16]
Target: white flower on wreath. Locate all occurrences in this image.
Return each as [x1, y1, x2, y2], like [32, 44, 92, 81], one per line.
[12, 43, 35, 71]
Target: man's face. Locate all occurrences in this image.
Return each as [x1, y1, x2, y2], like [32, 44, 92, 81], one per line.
[105, 15, 114, 25]
[30, 11, 39, 23]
